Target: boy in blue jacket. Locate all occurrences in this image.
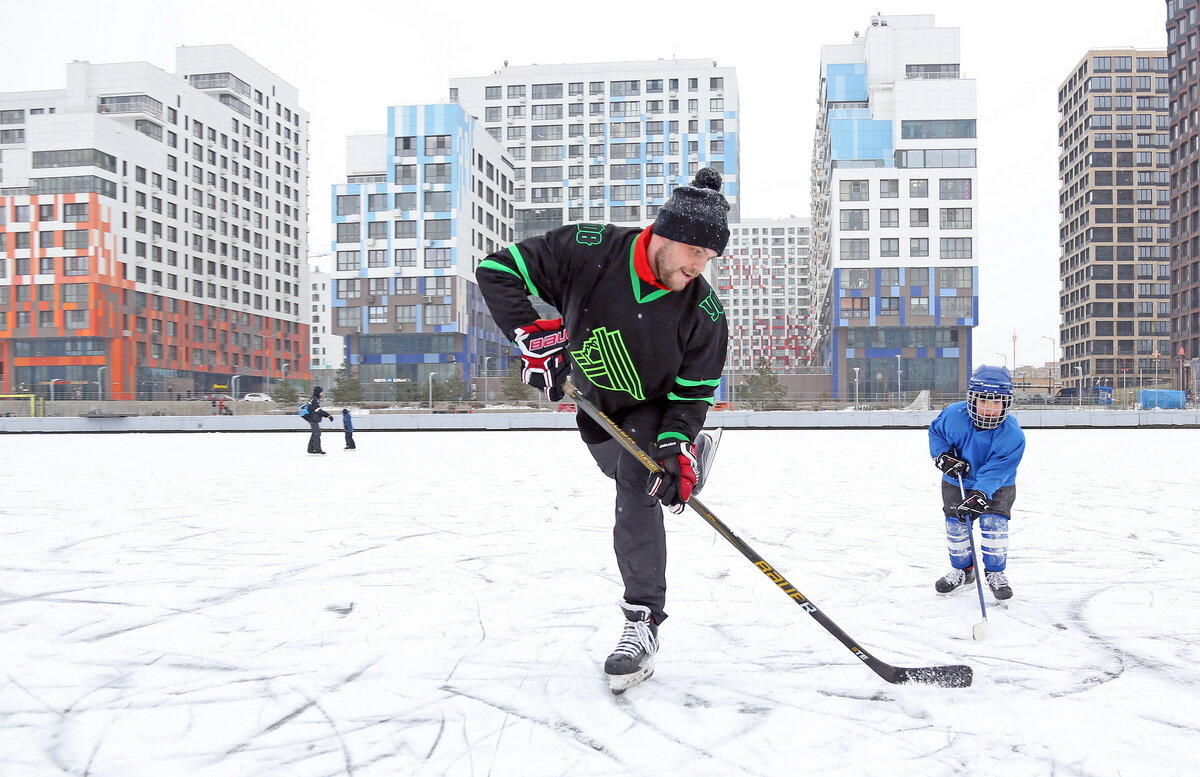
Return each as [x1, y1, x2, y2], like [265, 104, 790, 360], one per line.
[928, 365, 1026, 600]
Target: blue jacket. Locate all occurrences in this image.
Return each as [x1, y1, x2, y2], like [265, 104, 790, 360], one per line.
[342, 408, 354, 433]
[928, 401, 1025, 498]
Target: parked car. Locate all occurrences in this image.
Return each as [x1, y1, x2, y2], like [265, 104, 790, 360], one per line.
[241, 392, 273, 402]
[199, 393, 234, 402]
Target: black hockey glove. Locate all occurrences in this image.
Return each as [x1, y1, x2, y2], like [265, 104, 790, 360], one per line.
[957, 490, 990, 518]
[934, 451, 970, 477]
[514, 319, 570, 402]
[646, 438, 699, 515]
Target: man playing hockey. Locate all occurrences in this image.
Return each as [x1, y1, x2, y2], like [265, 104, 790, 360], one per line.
[928, 365, 1026, 600]
[475, 168, 730, 693]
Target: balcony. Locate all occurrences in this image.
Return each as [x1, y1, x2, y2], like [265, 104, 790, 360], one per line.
[98, 95, 164, 121]
[187, 72, 252, 99]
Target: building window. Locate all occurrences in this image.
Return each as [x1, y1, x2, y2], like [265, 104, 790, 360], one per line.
[941, 296, 974, 318]
[880, 238, 900, 257]
[910, 296, 930, 316]
[395, 305, 417, 324]
[939, 238, 973, 260]
[337, 279, 363, 298]
[839, 239, 869, 260]
[425, 163, 452, 184]
[880, 209, 899, 228]
[63, 230, 89, 249]
[425, 304, 452, 325]
[65, 309, 89, 330]
[367, 250, 388, 268]
[395, 165, 417, 184]
[939, 208, 972, 229]
[879, 297, 901, 315]
[424, 247, 451, 268]
[910, 179, 929, 198]
[367, 306, 387, 324]
[336, 223, 360, 243]
[879, 179, 899, 198]
[839, 180, 869, 200]
[909, 208, 929, 227]
[336, 194, 360, 216]
[425, 219, 451, 240]
[939, 178, 972, 200]
[910, 238, 929, 257]
[336, 308, 358, 327]
[425, 191, 452, 211]
[840, 297, 870, 318]
[336, 251, 360, 270]
[425, 135, 451, 156]
[394, 221, 417, 239]
[840, 210, 869, 230]
[900, 120, 976, 139]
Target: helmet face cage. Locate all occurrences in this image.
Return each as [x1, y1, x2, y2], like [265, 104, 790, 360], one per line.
[967, 390, 1012, 430]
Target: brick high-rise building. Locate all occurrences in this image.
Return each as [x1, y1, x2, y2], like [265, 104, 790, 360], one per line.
[1057, 48, 1171, 395]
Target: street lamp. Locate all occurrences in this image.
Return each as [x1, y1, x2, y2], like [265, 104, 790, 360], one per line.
[230, 374, 242, 400]
[1041, 336, 1055, 396]
[994, 352, 1007, 367]
[852, 366, 860, 408]
[1074, 365, 1083, 407]
[96, 365, 107, 401]
[428, 370, 436, 411]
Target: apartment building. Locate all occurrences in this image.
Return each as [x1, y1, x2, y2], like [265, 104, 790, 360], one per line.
[327, 103, 513, 396]
[1058, 48, 1172, 393]
[0, 45, 307, 400]
[450, 59, 739, 240]
[715, 217, 812, 371]
[306, 257, 343, 384]
[1167, 0, 1200, 390]
[810, 15, 976, 398]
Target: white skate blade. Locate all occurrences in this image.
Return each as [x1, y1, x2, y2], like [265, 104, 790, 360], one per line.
[972, 620, 988, 641]
[608, 660, 655, 695]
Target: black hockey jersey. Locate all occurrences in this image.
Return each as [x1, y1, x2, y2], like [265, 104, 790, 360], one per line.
[476, 223, 727, 445]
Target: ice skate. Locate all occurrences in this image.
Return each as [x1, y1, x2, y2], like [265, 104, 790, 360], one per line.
[691, 428, 722, 497]
[986, 570, 1013, 600]
[605, 602, 658, 695]
[934, 566, 975, 594]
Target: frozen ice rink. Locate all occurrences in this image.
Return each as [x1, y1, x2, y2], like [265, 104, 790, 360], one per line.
[2, 427, 1198, 776]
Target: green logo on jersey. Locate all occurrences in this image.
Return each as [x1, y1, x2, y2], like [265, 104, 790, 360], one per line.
[575, 223, 606, 246]
[699, 290, 725, 321]
[570, 327, 645, 400]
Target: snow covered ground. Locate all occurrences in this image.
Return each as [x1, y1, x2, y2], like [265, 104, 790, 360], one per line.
[2, 427, 1197, 776]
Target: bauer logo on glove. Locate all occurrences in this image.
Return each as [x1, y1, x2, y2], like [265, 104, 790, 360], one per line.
[514, 319, 570, 402]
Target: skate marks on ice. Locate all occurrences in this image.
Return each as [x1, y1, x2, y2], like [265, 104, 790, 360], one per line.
[1, 430, 1199, 775]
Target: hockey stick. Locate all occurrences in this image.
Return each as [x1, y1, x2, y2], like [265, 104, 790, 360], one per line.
[568, 386, 973, 688]
[956, 474, 989, 641]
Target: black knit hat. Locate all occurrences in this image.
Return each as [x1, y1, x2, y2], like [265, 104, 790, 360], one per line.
[652, 168, 730, 255]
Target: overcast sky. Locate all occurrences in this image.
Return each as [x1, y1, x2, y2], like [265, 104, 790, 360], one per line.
[1, 0, 1166, 367]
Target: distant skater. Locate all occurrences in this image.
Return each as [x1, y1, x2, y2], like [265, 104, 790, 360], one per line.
[301, 386, 333, 455]
[342, 407, 356, 450]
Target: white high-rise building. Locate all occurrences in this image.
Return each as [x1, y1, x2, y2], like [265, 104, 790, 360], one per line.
[715, 218, 812, 371]
[0, 45, 308, 400]
[450, 59, 739, 239]
[810, 15, 977, 398]
[306, 256, 343, 378]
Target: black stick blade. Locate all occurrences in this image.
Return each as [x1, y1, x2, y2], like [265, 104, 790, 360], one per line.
[890, 664, 974, 688]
